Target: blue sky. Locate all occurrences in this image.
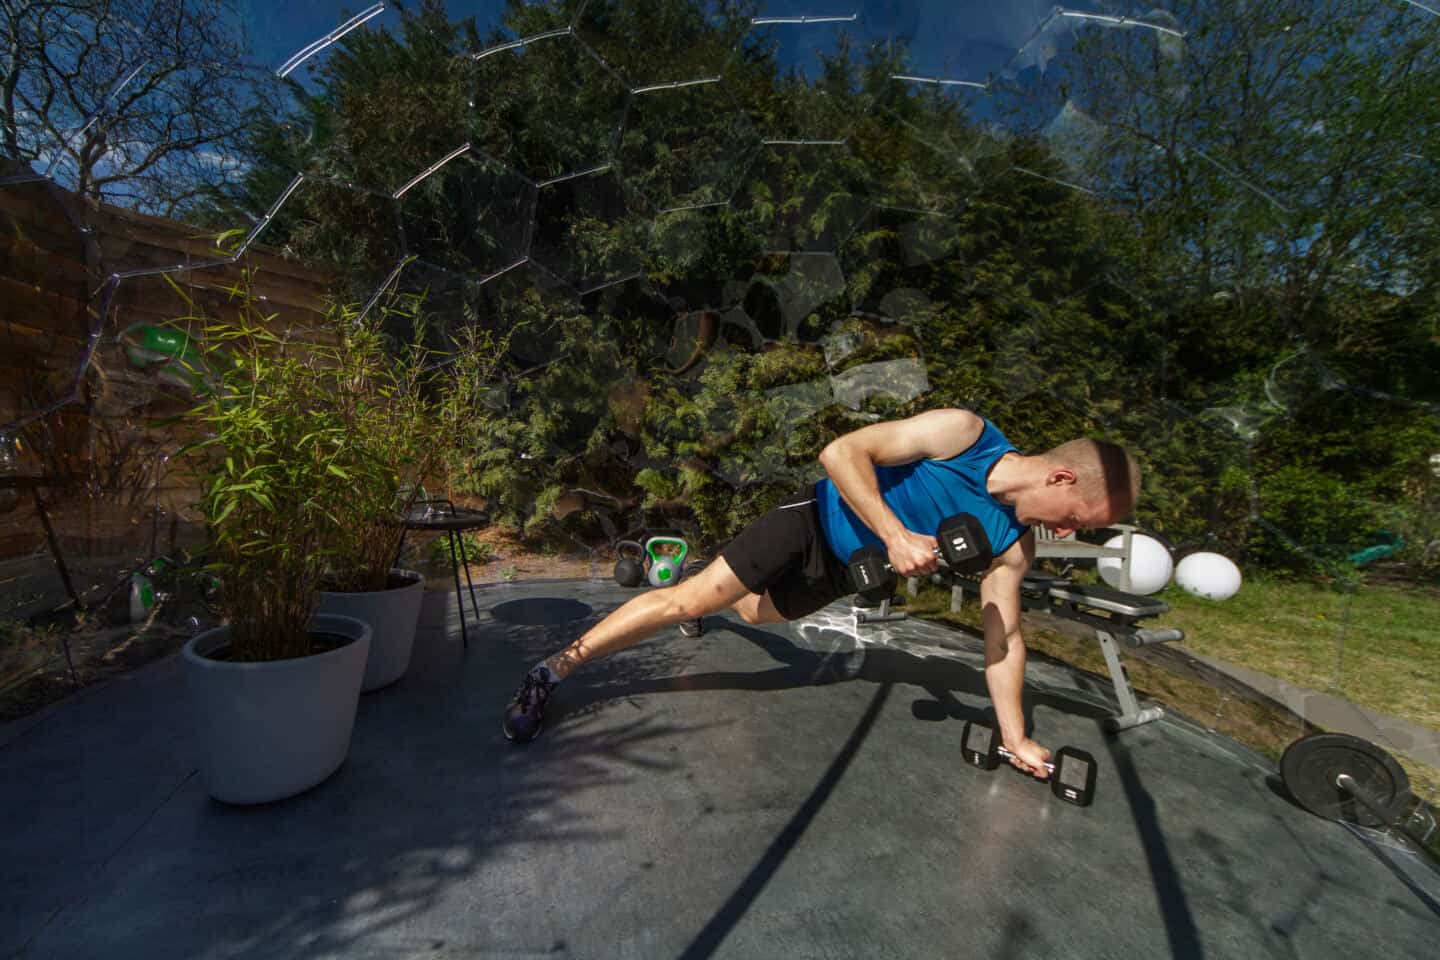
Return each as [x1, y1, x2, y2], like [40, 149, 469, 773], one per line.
[238, 1, 1075, 84]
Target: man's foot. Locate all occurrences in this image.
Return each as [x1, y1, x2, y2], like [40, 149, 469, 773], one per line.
[503, 666, 558, 743]
[679, 559, 708, 638]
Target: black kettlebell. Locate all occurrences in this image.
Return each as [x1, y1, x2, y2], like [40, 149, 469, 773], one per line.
[613, 540, 647, 587]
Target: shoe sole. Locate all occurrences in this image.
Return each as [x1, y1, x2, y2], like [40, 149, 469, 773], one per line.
[502, 717, 542, 744]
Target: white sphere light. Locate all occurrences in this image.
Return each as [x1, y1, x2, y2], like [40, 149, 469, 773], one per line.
[1097, 533, 1173, 595]
[1175, 551, 1243, 601]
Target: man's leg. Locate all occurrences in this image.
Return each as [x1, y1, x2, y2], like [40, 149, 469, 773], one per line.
[729, 590, 788, 625]
[503, 557, 762, 742]
[546, 557, 756, 679]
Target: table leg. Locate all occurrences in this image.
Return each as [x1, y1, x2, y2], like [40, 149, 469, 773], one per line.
[447, 531, 469, 648]
[455, 527, 481, 633]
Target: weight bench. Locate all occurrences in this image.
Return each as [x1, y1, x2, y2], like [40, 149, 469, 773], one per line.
[854, 571, 1183, 732]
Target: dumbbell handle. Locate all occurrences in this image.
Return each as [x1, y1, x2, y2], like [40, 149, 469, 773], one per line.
[880, 550, 950, 573]
[997, 744, 1055, 775]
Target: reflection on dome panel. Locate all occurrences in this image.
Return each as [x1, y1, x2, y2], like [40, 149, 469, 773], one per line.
[0, 180, 102, 429]
[529, 165, 645, 293]
[730, 11, 877, 144]
[470, 34, 629, 183]
[573, 0, 751, 90]
[267, 177, 406, 305]
[617, 83, 760, 213]
[730, 144, 870, 253]
[399, 149, 535, 277]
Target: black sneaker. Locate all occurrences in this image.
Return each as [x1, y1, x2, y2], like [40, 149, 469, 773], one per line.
[503, 668, 557, 743]
[678, 560, 707, 638]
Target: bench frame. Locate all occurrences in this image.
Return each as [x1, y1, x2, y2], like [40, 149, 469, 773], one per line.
[857, 570, 1182, 732]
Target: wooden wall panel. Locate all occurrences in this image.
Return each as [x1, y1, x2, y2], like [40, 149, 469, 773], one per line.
[0, 183, 339, 563]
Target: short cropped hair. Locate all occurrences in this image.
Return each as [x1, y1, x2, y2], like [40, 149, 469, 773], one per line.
[1044, 439, 1142, 519]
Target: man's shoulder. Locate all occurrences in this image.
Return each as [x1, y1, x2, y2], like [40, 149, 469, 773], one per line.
[986, 529, 1034, 581]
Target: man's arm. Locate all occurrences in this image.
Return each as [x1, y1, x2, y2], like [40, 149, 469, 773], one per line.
[818, 409, 984, 575]
[979, 531, 1052, 776]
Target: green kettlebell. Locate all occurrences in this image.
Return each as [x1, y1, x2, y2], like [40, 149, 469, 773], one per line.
[645, 536, 689, 588]
[613, 540, 647, 587]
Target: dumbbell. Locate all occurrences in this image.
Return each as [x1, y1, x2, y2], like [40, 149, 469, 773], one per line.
[961, 720, 1098, 807]
[846, 512, 993, 602]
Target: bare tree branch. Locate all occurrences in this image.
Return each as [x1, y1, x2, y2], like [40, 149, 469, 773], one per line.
[2, 0, 254, 212]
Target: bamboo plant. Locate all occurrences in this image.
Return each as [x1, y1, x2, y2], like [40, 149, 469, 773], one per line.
[177, 274, 359, 661]
[320, 284, 508, 593]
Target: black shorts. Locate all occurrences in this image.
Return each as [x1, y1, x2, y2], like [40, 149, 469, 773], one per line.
[719, 483, 852, 620]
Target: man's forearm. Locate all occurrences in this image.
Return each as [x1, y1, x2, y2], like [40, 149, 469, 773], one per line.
[984, 631, 1028, 745]
[819, 444, 907, 542]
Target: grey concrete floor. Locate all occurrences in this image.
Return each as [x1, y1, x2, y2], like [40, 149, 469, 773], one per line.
[3, 578, 1437, 960]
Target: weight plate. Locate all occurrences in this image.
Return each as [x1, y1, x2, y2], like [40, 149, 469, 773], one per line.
[1280, 733, 1411, 827]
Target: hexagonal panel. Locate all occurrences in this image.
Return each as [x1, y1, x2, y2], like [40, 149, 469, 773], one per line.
[399, 148, 535, 277]
[385, 260, 485, 357]
[841, 206, 963, 317]
[729, 143, 870, 253]
[854, 83, 1009, 214]
[473, 261, 584, 371]
[470, 33, 629, 183]
[728, 10, 877, 144]
[573, 0, 751, 90]
[723, 251, 847, 347]
[256, 175, 406, 305]
[617, 82, 759, 213]
[885, 0, 1053, 90]
[528, 165, 645, 294]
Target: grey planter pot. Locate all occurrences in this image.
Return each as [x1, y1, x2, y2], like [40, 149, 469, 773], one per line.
[316, 568, 425, 691]
[182, 613, 370, 805]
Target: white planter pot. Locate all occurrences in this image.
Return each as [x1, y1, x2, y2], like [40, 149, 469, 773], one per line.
[183, 613, 370, 805]
[316, 568, 425, 691]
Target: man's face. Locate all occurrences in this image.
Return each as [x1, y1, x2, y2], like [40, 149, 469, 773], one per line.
[1018, 475, 1113, 538]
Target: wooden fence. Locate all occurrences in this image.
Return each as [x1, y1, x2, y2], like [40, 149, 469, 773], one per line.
[0, 177, 337, 578]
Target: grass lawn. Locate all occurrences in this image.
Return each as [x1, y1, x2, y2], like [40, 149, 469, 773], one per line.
[1155, 577, 1440, 733]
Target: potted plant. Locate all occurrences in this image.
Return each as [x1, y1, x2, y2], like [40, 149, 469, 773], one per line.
[315, 285, 506, 690]
[313, 296, 430, 691]
[176, 275, 371, 805]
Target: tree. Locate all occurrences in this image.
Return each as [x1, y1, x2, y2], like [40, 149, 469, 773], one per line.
[0, 0, 259, 215]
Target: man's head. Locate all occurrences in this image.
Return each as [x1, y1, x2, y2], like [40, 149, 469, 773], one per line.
[1015, 439, 1142, 537]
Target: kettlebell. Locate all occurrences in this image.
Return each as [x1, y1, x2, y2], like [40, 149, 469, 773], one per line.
[645, 536, 689, 587]
[613, 540, 647, 587]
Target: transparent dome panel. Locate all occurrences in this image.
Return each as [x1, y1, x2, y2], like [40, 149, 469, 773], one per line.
[528, 164, 645, 293]
[573, 0, 752, 90]
[469, 31, 628, 184]
[617, 82, 759, 213]
[399, 148, 536, 277]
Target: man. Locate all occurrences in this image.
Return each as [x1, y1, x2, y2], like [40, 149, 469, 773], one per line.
[502, 408, 1141, 778]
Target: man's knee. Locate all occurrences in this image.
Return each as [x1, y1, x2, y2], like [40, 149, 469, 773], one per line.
[732, 591, 785, 625]
[671, 557, 751, 619]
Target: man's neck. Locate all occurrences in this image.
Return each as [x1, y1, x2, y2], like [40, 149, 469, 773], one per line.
[986, 451, 1038, 506]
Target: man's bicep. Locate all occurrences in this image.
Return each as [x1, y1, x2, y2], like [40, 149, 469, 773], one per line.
[980, 535, 1032, 630]
[824, 408, 983, 466]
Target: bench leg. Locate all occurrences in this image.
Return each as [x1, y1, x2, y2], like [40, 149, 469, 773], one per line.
[1096, 629, 1164, 731]
[855, 596, 907, 625]
[950, 584, 966, 614]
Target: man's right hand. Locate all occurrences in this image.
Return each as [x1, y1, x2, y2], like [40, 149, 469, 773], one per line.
[1004, 737, 1054, 779]
[885, 529, 939, 577]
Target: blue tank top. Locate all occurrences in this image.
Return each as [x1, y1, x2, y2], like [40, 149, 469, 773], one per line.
[815, 418, 1029, 564]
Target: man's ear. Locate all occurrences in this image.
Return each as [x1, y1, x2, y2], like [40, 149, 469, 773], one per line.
[1047, 466, 1078, 487]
